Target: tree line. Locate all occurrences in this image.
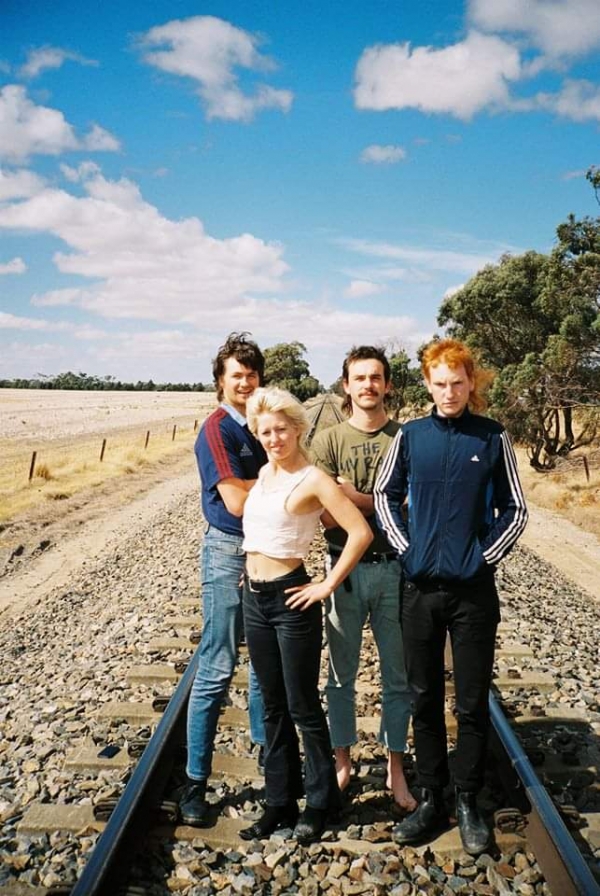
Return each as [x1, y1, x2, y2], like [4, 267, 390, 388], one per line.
[0, 372, 210, 392]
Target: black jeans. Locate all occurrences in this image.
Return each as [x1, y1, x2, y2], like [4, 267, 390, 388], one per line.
[401, 574, 500, 792]
[242, 566, 340, 811]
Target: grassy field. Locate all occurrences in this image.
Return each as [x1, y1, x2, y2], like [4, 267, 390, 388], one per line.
[0, 389, 217, 524]
[1, 389, 598, 541]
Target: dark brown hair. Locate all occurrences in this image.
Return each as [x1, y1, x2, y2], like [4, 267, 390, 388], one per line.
[212, 332, 265, 401]
[341, 345, 391, 414]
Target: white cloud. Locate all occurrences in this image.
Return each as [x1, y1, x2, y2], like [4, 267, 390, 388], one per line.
[0, 167, 289, 322]
[344, 279, 384, 299]
[340, 237, 500, 276]
[19, 46, 98, 79]
[139, 15, 293, 122]
[469, 0, 600, 58]
[60, 161, 101, 183]
[0, 311, 50, 329]
[0, 167, 46, 199]
[82, 124, 120, 152]
[523, 79, 600, 123]
[562, 169, 586, 181]
[443, 284, 465, 300]
[0, 257, 26, 275]
[354, 31, 521, 120]
[0, 85, 121, 163]
[360, 144, 407, 164]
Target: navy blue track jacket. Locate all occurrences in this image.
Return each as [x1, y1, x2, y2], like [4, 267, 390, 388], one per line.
[374, 408, 528, 583]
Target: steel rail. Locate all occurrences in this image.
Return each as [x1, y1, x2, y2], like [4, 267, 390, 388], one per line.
[489, 691, 600, 896]
[306, 397, 326, 445]
[70, 649, 201, 896]
[70, 392, 341, 895]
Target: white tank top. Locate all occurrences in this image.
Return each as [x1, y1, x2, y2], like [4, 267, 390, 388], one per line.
[242, 464, 322, 559]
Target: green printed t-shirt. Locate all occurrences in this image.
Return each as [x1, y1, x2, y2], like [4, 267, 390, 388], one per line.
[310, 419, 400, 553]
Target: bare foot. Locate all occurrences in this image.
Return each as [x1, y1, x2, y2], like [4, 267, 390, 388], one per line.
[335, 746, 352, 791]
[387, 751, 418, 811]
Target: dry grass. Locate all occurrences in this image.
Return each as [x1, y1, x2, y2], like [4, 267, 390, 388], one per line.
[0, 428, 200, 522]
[515, 446, 600, 540]
[0, 390, 217, 524]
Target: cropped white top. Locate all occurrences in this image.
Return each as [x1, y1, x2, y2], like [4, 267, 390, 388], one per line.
[242, 464, 322, 559]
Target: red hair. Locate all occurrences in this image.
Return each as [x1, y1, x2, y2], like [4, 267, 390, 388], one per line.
[421, 339, 493, 414]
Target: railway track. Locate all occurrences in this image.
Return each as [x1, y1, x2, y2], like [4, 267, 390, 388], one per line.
[2, 393, 599, 895]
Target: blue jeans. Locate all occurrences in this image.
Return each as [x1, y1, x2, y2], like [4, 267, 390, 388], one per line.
[242, 567, 340, 810]
[325, 557, 411, 752]
[186, 525, 265, 782]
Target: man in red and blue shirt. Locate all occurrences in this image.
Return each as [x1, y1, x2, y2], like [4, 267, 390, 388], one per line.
[181, 333, 267, 826]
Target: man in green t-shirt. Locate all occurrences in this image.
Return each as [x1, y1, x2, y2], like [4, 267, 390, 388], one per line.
[311, 346, 415, 810]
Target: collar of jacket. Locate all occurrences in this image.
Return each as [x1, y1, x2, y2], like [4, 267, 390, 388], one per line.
[430, 405, 473, 430]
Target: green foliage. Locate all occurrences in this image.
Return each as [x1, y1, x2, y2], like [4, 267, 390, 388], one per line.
[263, 341, 322, 400]
[387, 349, 429, 419]
[438, 226, 600, 468]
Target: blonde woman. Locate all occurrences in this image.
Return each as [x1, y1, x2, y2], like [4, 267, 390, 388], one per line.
[240, 387, 372, 844]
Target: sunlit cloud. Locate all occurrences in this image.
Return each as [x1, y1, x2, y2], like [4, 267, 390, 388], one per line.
[0, 167, 46, 199]
[360, 144, 407, 164]
[0, 165, 289, 322]
[469, 0, 600, 58]
[139, 15, 293, 122]
[0, 85, 120, 162]
[340, 237, 500, 275]
[18, 46, 98, 79]
[0, 257, 26, 275]
[354, 31, 521, 120]
[343, 279, 385, 298]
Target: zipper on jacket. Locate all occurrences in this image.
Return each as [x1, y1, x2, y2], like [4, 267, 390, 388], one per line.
[435, 420, 451, 577]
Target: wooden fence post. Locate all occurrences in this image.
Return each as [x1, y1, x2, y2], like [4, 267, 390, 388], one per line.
[172, 424, 177, 442]
[194, 419, 198, 432]
[28, 451, 37, 482]
[583, 456, 590, 482]
[145, 430, 150, 450]
[100, 439, 107, 462]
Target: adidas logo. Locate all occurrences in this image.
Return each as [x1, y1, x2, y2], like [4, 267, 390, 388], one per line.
[471, 454, 480, 462]
[240, 444, 253, 457]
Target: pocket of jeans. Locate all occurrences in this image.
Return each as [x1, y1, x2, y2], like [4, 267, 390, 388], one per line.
[213, 537, 244, 558]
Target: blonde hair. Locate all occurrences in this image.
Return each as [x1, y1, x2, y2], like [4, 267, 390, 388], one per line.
[246, 387, 310, 458]
[421, 338, 494, 414]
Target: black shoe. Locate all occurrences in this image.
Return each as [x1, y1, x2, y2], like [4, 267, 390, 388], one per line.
[256, 745, 265, 776]
[179, 779, 210, 827]
[456, 789, 492, 855]
[239, 802, 299, 841]
[293, 806, 330, 845]
[392, 788, 449, 845]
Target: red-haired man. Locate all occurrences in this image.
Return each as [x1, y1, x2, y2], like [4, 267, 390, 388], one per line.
[374, 338, 528, 854]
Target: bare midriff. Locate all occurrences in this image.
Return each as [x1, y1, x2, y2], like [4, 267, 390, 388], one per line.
[245, 552, 305, 581]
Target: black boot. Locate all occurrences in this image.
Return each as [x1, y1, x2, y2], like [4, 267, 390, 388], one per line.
[392, 787, 449, 845]
[239, 802, 299, 841]
[179, 778, 210, 827]
[293, 806, 330, 845]
[455, 789, 492, 855]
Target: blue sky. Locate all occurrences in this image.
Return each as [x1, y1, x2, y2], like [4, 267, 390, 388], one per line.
[1, 0, 599, 387]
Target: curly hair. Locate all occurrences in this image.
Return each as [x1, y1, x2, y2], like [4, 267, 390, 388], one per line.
[421, 338, 494, 414]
